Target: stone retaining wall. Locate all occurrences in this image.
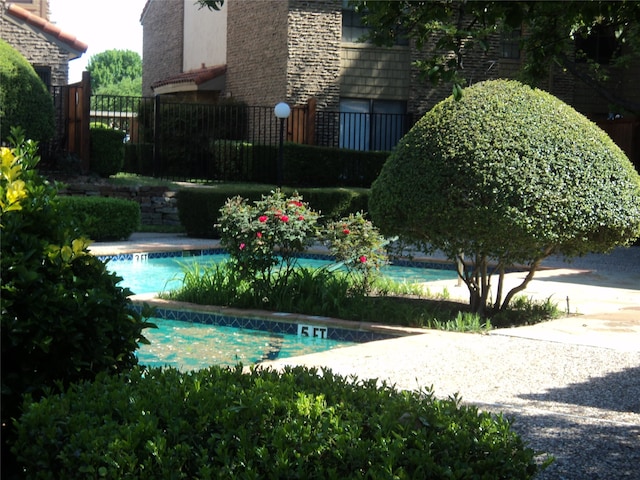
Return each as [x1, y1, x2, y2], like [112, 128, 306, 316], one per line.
[58, 184, 180, 226]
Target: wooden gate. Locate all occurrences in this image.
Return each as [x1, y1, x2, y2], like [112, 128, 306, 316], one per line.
[63, 72, 91, 172]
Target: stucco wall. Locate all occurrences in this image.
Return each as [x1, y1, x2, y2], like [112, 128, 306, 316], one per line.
[183, 0, 226, 71]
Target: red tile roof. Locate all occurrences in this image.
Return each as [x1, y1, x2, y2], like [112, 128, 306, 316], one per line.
[151, 65, 227, 90]
[6, 3, 88, 54]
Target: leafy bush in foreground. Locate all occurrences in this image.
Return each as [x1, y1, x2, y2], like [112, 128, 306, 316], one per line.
[1, 130, 154, 476]
[13, 365, 541, 479]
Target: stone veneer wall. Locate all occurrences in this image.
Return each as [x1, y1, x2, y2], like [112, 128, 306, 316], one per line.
[141, 0, 184, 96]
[0, 7, 68, 88]
[58, 184, 180, 227]
[287, 0, 341, 110]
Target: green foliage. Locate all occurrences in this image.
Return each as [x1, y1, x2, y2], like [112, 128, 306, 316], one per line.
[218, 190, 321, 299]
[58, 196, 140, 241]
[0, 129, 155, 474]
[13, 365, 541, 479]
[0, 39, 54, 144]
[324, 211, 389, 294]
[90, 125, 126, 177]
[370, 79, 640, 314]
[211, 139, 253, 179]
[87, 49, 142, 96]
[284, 143, 390, 187]
[354, 1, 640, 113]
[177, 186, 369, 238]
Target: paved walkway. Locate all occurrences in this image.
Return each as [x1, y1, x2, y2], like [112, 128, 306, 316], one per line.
[91, 233, 640, 479]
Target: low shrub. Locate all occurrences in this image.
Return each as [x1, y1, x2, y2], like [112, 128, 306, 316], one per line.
[284, 143, 390, 187]
[58, 196, 140, 241]
[90, 126, 126, 177]
[211, 139, 253, 180]
[13, 365, 541, 479]
[178, 186, 369, 238]
[218, 190, 320, 299]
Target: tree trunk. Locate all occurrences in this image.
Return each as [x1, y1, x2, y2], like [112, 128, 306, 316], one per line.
[493, 264, 505, 310]
[500, 247, 555, 310]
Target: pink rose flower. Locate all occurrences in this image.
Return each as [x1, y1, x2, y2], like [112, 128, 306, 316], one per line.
[359, 255, 367, 263]
[259, 215, 268, 223]
[343, 228, 350, 235]
[239, 243, 246, 250]
[256, 232, 262, 238]
[298, 215, 304, 221]
[280, 215, 289, 222]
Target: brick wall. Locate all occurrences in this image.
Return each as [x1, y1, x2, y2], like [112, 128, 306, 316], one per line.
[226, 0, 289, 107]
[141, 0, 184, 96]
[288, 0, 341, 110]
[58, 184, 181, 226]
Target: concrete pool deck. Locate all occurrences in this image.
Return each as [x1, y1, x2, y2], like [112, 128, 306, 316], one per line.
[91, 233, 640, 479]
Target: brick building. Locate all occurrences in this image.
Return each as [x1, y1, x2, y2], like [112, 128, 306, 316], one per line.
[141, 0, 639, 158]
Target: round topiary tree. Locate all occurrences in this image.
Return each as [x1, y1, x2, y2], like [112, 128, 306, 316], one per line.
[0, 39, 55, 144]
[370, 79, 640, 314]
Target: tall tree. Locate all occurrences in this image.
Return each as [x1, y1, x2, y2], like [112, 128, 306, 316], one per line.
[86, 49, 142, 97]
[352, 1, 640, 112]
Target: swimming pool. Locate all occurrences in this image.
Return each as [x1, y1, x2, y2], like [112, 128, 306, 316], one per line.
[138, 317, 355, 370]
[104, 250, 459, 295]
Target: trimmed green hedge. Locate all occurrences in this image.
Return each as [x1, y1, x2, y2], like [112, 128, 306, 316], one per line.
[59, 196, 140, 241]
[90, 126, 126, 177]
[177, 186, 369, 238]
[0, 39, 54, 144]
[284, 143, 390, 187]
[13, 366, 540, 479]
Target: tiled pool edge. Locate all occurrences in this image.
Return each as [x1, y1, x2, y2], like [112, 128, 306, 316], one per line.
[131, 295, 427, 344]
[97, 247, 466, 272]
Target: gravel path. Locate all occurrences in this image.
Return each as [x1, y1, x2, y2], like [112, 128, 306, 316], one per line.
[265, 331, 640, 479]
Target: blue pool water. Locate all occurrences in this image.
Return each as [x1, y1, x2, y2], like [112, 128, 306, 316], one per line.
[104, 251, 445, 370]
[138, 317, 355, 371]
[106, 252, 459, 295]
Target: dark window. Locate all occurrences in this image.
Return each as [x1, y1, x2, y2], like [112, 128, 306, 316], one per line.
[341, 1, 408, 46]
[34, 65, 52, 90]
[342, 4, 371, 43]
[501, 29, 521, 59]
[575, 25, 618, 64]
[339, 98, 407, 151]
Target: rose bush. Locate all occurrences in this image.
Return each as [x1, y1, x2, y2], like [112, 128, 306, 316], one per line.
[323, 211, 388, 293]
[218, 190, 320, 297]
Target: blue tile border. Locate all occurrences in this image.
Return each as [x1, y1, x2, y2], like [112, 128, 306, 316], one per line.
[133, 305, 399, 344]
[98, 248, 464, 272]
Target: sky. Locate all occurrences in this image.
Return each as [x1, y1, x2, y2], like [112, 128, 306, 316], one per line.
[49, 0, 147, 83]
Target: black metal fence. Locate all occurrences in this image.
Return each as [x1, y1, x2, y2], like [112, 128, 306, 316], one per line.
[52, 93, 414, 183]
